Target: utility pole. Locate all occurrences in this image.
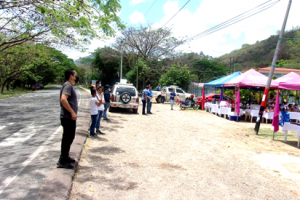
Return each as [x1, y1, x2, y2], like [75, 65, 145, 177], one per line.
[254, 0, 292, 134]
[136, 55, 139, 91]
[232, 57, 235, 72]
[229, 57, 232, 74]
[120, 41, 123, 82]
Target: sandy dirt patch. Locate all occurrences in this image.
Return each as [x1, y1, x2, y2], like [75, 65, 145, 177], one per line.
[70, 103, 300, 200]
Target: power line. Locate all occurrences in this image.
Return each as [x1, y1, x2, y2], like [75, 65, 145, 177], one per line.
[191, 1, 279, 40]
[189, 0, 277, 40]
[188, 0, 280, 41]
[161, 0, 191, 28]
[144, 0, 158, 17]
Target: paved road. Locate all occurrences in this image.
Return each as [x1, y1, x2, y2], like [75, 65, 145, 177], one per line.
[0, 86, 89, 199]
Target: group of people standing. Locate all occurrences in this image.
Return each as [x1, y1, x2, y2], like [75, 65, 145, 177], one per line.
[142, 85, 176, 113]
[142, 85, 153, 115]
[89, 81, 111, 136]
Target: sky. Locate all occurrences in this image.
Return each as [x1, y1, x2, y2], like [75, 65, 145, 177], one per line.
[63, 0, 300, 61]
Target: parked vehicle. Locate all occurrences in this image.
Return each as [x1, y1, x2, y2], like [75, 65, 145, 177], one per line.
[32, 84, 40, 90]
[195, 93, 234, 109]
[109, 82, 139, 113]
[180, 95, 199, 110]
[152, 85, 192, 103]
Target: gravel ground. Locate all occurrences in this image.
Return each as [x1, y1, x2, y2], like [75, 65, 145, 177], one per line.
[70, 103, 300, 200]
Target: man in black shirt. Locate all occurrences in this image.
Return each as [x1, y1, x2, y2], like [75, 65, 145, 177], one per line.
[103, 84, 111, 120]
[57, 69, 79, 169]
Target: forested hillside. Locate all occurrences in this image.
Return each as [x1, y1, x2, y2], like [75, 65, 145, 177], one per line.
[216, 28, 300, 71]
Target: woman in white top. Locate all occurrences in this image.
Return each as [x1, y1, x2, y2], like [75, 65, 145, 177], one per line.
[90, 89, 101, 137]
[161, 89, 166, 103]
[95, 86, 105, 134]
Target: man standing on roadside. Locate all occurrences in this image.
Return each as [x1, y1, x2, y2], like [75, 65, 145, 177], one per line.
[96, 80, 101, 88]
[147, 86, 153, 114]
[57, 69, 79, 169]
[95, 86, 105, 134]
[103, 84, 110, 120]
[142, 86, 149, 115]
[170, 89, 176, 110]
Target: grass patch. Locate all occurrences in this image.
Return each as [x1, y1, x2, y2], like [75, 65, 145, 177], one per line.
[43, 85, 57, 89]
[250, 128, 298, 140]
[0, 87, 34, 99]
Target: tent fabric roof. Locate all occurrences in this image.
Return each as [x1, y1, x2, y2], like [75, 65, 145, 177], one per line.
[275, 72, 300, 83]
[204, 71, 242, 88]
[279, 80, 300, 91]
[223, 69, 278, 88]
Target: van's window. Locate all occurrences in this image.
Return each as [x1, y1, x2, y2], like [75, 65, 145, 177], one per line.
[176, 89, 183, 93]
[116, 87, 136, 96]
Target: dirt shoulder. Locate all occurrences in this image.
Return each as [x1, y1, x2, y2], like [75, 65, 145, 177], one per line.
[70, 103, 300, 200]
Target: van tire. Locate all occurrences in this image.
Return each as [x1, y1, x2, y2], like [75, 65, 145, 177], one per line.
[156, 96, 162, 103]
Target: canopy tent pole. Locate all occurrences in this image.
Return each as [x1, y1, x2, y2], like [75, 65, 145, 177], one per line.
[219, 87, 224, 108]
[202, 87, 205, 110]
[254, 0, 292, 134]
[236, 87, 241, 121]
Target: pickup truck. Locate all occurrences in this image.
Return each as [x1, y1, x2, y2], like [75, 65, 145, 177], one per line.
[152, 86, 192, 103]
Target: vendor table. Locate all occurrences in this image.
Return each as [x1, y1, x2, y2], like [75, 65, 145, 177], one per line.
[245, 109, 259, 123]
[217, 107, 231, 118]
[282, 122, 300, 147]
[210, 104, 219, 114]
[262, 112, 274, 124]
[204, 102, 212, 112]
[289, 112, 300, 121]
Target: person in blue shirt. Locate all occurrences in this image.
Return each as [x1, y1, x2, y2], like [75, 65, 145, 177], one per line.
[103, 84, 111, 120]
[147, 86, 153, 114]
[170, 89, 176, 110]
[142, 86, 149, 115]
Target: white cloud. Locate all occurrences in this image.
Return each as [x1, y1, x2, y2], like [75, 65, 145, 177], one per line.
[129, 10, 145, 24]
[129, 0, 146, 6]
[62, 30, 122, 61]
[153, 0, 300, 58]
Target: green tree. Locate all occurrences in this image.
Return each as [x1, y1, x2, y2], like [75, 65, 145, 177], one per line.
[92, 47, 120, 86]
[192, 59, 228, 83]
[159, 64, 191, 90]
[1, 0, 125, 52]
[114, 25, 185, 88]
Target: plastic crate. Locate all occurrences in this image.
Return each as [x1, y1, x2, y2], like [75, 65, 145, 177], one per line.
[229, 115, 241, 121]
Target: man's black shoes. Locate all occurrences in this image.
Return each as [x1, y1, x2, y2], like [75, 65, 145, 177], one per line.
[96, 130, 105, 135]
[57, 160, 74, 169]
[66, 157, 76, 163]
[142, 113, 147, 115]
[147, 112, 153, 114]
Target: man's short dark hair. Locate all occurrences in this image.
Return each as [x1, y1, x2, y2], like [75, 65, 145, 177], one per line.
[96, 80, 100, 84]
[145, 86, 149, 89]
[64, 69, 75, 80]
[96, 85, 102, 90]
[91, 89, 96, 96]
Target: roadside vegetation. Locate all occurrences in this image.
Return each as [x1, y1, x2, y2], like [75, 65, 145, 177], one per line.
[216, 27, 300, 71]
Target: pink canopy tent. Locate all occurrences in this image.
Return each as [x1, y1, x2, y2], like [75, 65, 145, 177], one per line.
[223, 69, 279, 88]
[223, 69, 279, 115]
[275, 72, 300, 84]
[272, 77, 300, 132]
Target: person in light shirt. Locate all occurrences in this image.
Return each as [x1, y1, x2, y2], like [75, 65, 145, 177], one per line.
[95, 86, 105, 134]
[89, 89, 102, 137]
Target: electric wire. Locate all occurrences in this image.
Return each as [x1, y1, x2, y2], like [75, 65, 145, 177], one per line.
[188, 0, 280, 41]
[191, 1, 279, 40]
[188, 0, 277, 40]
[144, 0, 158, 17]
[161, 0, 190, 28]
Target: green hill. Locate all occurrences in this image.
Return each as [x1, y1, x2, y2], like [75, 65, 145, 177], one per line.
[216, 28, 300, 71]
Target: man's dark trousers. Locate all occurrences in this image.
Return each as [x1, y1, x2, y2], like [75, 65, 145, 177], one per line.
[60, 118, 76, 161]
[142, 100, 146, 114]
